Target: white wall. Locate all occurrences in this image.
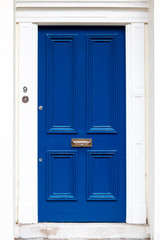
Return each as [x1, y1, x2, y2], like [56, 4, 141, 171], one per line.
[148, 0, 154, 237]
[148, 0, 160, 239]
[153, 0, 160, 239]
[0, 0, 14, 240]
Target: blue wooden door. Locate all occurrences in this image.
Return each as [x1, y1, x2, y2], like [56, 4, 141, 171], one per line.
[38, 26, 126, 222]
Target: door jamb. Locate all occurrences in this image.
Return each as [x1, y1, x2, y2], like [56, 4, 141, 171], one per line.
[18, 22, 146, 224]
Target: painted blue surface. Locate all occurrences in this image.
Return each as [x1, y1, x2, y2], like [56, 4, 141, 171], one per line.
[38, 26, 126, 222]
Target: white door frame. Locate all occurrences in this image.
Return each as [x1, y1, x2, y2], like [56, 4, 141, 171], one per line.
[17, 8, 146, 225]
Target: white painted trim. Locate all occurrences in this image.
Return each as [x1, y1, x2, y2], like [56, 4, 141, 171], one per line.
[16, 0, 149, 9]
[126, 23, 146, 224]
[18, 23, 38, 223]
[15, 223, 149, 239]
[16, 8, 148, 23]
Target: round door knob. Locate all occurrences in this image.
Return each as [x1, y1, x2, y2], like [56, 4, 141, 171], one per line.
[22, 96, 29, 103]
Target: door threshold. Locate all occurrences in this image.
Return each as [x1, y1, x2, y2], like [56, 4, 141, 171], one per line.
[15, 223, 149, 239]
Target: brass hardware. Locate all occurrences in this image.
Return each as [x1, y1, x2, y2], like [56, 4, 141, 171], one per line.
[39, 158, 43, 162]
[71, 138, 92, 148]
[39, 106, 43, 110]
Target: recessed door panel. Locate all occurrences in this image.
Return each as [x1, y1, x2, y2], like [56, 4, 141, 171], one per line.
[38, 26, 126, 222]
[46, 35, 77, 133]
[87, 151, 117, 201]
[46, 151, 77, 200]
[87, 35, 117, 133]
